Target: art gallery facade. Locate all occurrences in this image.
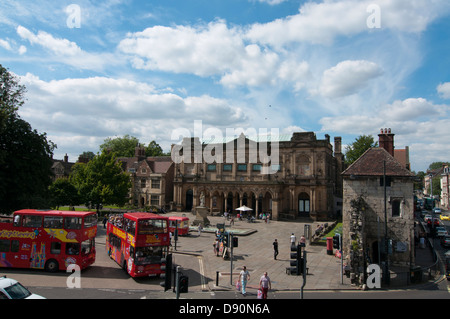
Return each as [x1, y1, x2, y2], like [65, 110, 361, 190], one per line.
[171, 132, 344, 221]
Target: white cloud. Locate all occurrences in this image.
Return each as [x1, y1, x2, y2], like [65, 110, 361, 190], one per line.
[0, 39, 12, 51]
[385, 98, 448, 120]
[437, 82, 450, 99]
[246, 0, 450, 47]
[119, 21, 243, 77]
[17, 73, 248, 158]
[16, 26, 118, 71]
[17, 26, 81, 56]
[318, 60, 383, 98]
[255, 0, 287, 5]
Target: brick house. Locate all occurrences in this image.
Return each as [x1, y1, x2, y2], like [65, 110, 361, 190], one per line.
[118, 146, 174, 210]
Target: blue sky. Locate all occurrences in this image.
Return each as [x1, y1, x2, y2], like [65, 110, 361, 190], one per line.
[1, 0, 450, 172]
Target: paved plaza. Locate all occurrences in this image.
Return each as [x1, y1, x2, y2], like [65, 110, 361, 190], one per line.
[167, 211, 353, 293]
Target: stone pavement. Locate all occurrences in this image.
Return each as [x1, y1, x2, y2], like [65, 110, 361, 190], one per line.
[165, 211, 440, 293]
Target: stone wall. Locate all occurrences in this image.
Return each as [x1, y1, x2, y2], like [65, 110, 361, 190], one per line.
[343, 176, 415, 282]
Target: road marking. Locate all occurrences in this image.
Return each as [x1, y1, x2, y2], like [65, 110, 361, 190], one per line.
[198, 256, 208, 291]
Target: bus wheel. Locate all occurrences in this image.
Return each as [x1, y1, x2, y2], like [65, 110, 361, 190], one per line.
[45, 259, 59, 273]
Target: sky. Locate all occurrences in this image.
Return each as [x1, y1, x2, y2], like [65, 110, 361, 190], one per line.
[1, 0, 450, 172]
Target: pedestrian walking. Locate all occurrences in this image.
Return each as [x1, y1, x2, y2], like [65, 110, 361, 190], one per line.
[239, 266, 250, 296]
[290, 233, 296, 248]
[273, 239, 279, 260]
[102, 215, 108, 229]
[300, 235, 306, 249]
[198, 224, 203, 236]
[259, 272, 271, 299]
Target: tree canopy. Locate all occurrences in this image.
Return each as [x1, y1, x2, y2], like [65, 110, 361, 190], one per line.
[70, 150, 131, 212]
[100, 134, 166, 157]
[0, 64, 56, 214]
[344, 135, 378, 165]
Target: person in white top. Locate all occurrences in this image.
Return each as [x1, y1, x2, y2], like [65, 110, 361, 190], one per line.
[239, 266, 250, 296]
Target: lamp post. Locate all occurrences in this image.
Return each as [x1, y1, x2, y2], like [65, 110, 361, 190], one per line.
[383, 161, 390, 285]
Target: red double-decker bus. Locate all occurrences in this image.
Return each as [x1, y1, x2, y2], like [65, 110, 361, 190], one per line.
[0, 209, 97, 272]
[106, 212, 170, 277]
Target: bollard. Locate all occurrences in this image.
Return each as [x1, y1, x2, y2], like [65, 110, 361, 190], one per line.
[216, 271, 219, 286]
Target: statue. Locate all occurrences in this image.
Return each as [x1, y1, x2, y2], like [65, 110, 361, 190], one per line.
[193, 191, 210, 226]
[200, 191, 205, 207]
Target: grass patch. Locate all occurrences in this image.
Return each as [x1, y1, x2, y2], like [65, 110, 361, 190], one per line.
[317, 222, 343, 243]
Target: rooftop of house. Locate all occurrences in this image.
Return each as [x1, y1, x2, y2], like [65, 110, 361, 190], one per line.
[342, 147, 414, 177]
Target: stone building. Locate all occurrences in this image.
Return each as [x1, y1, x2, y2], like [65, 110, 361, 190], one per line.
[171, 131, 344, 221]
[341, 129, 415, 284]
[51, 154, 74, 181]
[118, 146, 174, 210]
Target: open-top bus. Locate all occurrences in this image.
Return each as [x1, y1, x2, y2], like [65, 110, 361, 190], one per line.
[168, 216, 190, 236]
[0, 209, 97, 272]
[106, 212, 170, 277]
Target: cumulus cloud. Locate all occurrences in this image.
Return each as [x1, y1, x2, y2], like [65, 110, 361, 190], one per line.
[246, 0, 450, 47]
[16, 26, 117, 71]
[119, 20, 312, 89]
[384, 98, 448, 120]
[437, 82, 450, 99]
[18, 73, 248, 157]
[318, 60, 383, 98]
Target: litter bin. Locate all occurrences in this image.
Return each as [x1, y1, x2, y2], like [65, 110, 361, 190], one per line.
[410, 266, 422, 283]
[326, 237, 333, 255]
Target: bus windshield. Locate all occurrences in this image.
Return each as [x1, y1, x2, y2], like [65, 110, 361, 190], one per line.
[135, 246, 166, 265]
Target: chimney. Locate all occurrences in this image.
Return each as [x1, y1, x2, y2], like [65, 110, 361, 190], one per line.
[64, 153, 68, 163]
[334, 136, 342, 154]
[378, 128, 394, 156]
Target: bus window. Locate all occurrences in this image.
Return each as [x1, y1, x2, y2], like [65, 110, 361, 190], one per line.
[11, 240, 19, 253]
[66, 243, 80, 255]
[138, 219, 167, 234]
[44, 216, 63, 228]
[65, 217, 82, 230]
[0, 240, 10, 252]
[13, 215, 21, 226]
[84, 215, 97, 228]
[81, 239, 94, 255]
[22, 215, 42, 228]
[51, 242, 61, 254]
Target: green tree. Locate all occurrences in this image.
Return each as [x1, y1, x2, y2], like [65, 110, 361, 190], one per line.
[70, 151, 131, 212]
[146, 140, 165, 156]
[49, 179, 81, 209]
[344, 135, 378, 165]
[100, 134, 139, 157]
[0, 65, 56, 214]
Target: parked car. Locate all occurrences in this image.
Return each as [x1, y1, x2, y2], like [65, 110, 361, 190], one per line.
[0, 276, 45, 299]
[441, 235, 450, 248]
[435, 226, 448, 237]
[433, 207, 442, 214]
